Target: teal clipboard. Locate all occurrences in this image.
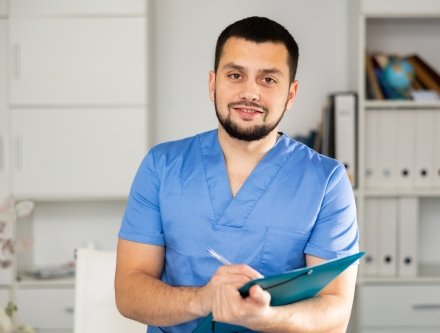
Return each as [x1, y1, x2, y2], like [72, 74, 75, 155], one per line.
[192, 252, 365, 333]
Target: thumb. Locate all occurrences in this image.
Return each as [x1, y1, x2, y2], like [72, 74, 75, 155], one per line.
[246, 284, 271, 306]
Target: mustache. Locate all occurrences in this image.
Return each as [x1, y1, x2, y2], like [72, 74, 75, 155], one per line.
[227, 101, 269, 113]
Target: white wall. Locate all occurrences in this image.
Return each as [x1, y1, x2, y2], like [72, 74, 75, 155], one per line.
[149, 0, 354, 144]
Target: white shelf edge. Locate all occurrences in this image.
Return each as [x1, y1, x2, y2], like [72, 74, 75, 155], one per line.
[363, 190, 440, 197]
[13, 194, 129, 202]
[364, 100, 440, 109]
[363, 13, 440, 19]
[359, 276, 440, 285]
[16, 277, 75, 288]
[9, 103, 146, 110]
[361, 0, 440, 18]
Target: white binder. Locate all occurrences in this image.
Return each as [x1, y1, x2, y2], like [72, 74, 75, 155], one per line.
[334, 93, 357, 187]
[414, 110, 435, 189]
[394, 110, 415, 189]
[378, 198, 397, 276]
[397, 197, 418, 277]
[434, 111, 440, 189]
[365, 110, 380, 189]
[377, 111, 398, 189]
[363, 198, 379, 276]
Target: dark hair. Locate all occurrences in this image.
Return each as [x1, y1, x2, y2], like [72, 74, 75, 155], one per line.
[214, 16, 299, 83]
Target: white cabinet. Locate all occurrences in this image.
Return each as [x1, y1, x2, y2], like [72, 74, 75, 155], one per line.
[361, 285, 440, 328]
[0, 0, 6, 16]
[11, 108, 146, 198]
[0, 19, 9, 199]
[0, 1, 149, 330]
[9, 0, 145, 17]
[0, 288, 10, 304]
[16, 288, 74, 331]
[9, 18, 146, 105]
[356, 1, 440, 332]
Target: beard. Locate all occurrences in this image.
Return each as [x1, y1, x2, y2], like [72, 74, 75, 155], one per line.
[214, 94, 287, 142]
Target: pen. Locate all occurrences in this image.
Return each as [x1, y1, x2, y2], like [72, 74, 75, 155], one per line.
[206, 248, 233, 265]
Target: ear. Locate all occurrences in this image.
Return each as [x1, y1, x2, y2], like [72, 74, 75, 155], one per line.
[208, 71, 216, 102]
[285, 80, 299, 111]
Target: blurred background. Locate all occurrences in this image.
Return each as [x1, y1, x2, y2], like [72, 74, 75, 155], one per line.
[1, 0, 440, 332]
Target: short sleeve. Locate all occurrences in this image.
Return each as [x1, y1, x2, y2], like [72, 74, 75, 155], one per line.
[305, 164, 359, 259]
[118, 150, 165, 246]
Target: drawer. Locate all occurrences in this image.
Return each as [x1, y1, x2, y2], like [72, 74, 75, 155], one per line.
[16, 288, 74, 329]
[361, 285, 440, 327]
[362, 328, 440, 333]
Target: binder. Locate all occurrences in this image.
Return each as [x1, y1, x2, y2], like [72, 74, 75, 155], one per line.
[434, 111, 440, 189]
[365, 110, 380, 189]
[377, 111, 398, 189]
[414, 110, 435, 189]
[334, 93, 357, 187]
[394, 110, 415, 189]
[378, 198, 397, 276]
[363, 199, 379, 276]
[397, 197, 418, 277]
[192, 252, 365, 333]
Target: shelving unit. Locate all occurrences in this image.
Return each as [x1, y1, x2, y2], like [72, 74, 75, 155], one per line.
[355, 1, 440, 332]
[0, 1, 149, 332]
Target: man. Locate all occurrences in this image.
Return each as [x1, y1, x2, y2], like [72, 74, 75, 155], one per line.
[116, 16, 359, 333]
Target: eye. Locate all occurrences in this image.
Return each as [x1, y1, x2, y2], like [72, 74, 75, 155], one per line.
[228, 73, 242, 80]
[262, 77, 277, 85]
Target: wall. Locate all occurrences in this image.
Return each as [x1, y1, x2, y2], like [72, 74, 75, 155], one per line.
[149, 0, 354, 144]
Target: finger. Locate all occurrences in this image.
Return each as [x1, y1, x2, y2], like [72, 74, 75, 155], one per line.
[246, 284, 271, 306]
[219, 264, 264, 279]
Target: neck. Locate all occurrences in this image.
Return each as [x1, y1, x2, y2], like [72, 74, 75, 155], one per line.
[218, 126, 279, 162]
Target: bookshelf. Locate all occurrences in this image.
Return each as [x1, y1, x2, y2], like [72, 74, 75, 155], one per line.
[355, 1, 440, 332]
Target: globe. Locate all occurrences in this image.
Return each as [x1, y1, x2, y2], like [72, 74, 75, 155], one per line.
[383, 58, 414, 93]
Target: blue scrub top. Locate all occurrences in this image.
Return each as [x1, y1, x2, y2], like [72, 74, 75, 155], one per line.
[119, 129, 359, 333]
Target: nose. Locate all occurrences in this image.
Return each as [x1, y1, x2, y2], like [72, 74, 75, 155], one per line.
[239, 80, 260, 101]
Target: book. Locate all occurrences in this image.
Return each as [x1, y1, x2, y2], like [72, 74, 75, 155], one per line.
[406, 54, 440, 95]
[365, 54, 384, 100]
[192, 252, 365, 333]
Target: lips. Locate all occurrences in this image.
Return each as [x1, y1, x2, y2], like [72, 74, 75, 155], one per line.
[233, 106, 264, 114]
[228, 101, 267, 115]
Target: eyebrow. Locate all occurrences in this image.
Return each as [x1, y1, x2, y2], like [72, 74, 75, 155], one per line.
[222, 62, 284, 77]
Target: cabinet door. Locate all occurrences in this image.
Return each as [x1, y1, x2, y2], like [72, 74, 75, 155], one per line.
[361, 285, 440, 327]
[0, 20, 9, 199]
[10, 18, 146, 105]
[16, 288, 74, 330]
[11, 108, 147, 198]
[10, 0, 145, 16]
[0, 288, 10, 305]
[0, 0, 7, 16]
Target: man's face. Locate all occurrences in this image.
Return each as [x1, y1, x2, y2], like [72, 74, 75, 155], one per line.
[209, 37, 298, 141]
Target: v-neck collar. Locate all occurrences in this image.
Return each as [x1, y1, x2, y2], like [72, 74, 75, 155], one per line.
[199, 130, 294, 228]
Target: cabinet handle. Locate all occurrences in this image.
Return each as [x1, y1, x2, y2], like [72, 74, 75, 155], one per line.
[412, 303, 440, 310]
[13, 44, 21, 80]
[14, 136, 23, 170]
[0, 136, 4, 171]
[64, 306, 74, 313]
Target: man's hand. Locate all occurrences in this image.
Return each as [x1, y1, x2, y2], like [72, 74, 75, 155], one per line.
[191, 264, 263, 318]
[212, 282, 274, 331]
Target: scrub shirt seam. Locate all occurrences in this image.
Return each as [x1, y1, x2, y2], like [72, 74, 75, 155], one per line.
[242, 139, 297, 222]
[315, 163, 345, 225]
[198, 133, 218, 224]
